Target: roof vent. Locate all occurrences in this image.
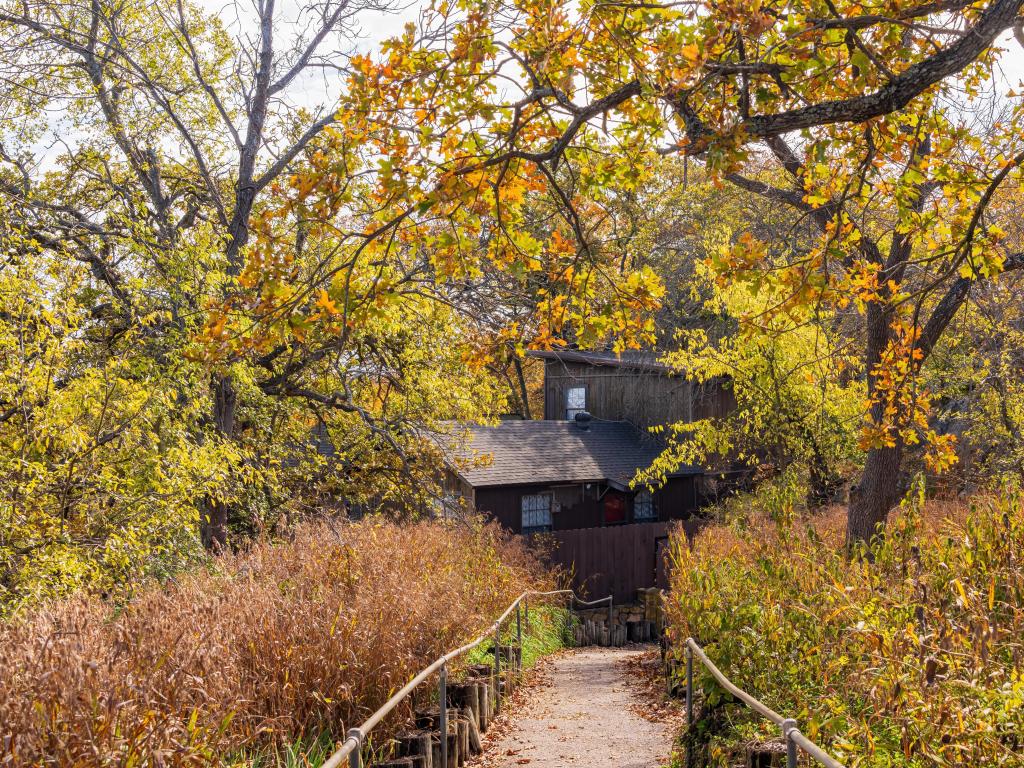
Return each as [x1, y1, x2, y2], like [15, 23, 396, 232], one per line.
[573, 411, 593, 430]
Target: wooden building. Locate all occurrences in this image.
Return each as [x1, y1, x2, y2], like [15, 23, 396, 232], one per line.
[529, 349, 734, 428]
[441, 349, 736, 601]
[447, 418, 700, 534]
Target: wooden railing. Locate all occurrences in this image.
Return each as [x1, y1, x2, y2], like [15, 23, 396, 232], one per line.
[322, 588, 606, 768]
[684, 637, 846, 768]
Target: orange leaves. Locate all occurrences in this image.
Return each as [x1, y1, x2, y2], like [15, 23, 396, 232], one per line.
[289, 172, 317, 200]
[858, 319, 956, 472]
[314, 289, 340, 317]
[548, 229, 576, 257]
[351, 53, 374, 78]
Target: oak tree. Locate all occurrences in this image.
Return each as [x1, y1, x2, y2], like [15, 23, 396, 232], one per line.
[301, 0, 1024, 543]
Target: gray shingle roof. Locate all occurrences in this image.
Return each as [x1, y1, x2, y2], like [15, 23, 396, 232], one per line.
[444, 420, 699, 488]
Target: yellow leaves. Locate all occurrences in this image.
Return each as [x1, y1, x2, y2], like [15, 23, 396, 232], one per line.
[714, 231, 768, 275]
[857, 318, 958, 473]
[205, 311, 228, 341]
[952, 578, 969, 607]
[289, 173, 318, 199]
[681, 43, 702, 64]
[923, 432, 958, 473]
[351, 53, 374, 77]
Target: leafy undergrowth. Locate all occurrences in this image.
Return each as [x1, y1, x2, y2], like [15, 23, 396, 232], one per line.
[518, 604, 575, 669]
[0, 519, 555, 766]
[666, 489, 1024, 767]
[462, 601, 575, 671]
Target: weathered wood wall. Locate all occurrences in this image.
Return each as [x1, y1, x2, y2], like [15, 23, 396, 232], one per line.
[473, 476, 698, 533]
[541, 359, 734, 428]
[537, 520, 699, 602]
[542, 359, 689, 427]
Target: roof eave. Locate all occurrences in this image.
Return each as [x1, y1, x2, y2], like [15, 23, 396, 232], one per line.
[460, 468, 701, 490]
[526, 349, 675, 374]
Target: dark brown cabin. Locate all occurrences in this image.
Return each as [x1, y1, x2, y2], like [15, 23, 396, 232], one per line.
[449, 418, 700, 534]
[441, 349, 736, 601]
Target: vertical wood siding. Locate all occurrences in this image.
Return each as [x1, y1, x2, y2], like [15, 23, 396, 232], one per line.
[472, 476, 698, 533]
[542, 359, 734, 429]
[538, 520, 700, 602]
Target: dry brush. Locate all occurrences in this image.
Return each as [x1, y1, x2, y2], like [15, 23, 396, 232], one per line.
[0, 519, 553, 765]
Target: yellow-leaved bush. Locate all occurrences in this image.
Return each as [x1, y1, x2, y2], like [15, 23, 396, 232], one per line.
[666, 489, 1024, 766]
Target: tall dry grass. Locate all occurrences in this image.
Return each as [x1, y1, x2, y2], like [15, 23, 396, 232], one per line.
[0, 519, 552, 766]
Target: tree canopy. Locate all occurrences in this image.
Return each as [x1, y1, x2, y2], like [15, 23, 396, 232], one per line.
[3, 0, 1024, 610]
[275, 0, 1024, 542]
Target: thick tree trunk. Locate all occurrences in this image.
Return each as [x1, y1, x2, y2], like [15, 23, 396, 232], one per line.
[847, 443, 904, 545]
[512, 355, 532, 420]
[847, 300, 905, 547]
[200, 499, 229, 552]
[200, 375, 237, 551]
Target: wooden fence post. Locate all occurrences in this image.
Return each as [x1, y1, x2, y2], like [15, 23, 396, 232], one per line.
[347, 728, 363, 768]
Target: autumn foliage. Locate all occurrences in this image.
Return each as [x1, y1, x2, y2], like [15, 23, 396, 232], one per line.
[666, 490, 1024, 765]
[0, 520, 553, 766]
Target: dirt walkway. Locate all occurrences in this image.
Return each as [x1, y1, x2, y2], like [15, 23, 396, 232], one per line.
[473, 647, 676, 768]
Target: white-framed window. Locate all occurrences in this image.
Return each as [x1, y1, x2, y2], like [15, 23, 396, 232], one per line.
[634, 489, 656, 520]
[521, 493, 553, 533]
[565, 386, 587, 420]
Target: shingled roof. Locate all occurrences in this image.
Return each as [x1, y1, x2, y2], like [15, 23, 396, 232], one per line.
[444, 419, 699, 489]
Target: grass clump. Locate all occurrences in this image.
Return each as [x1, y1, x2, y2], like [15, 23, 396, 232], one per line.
[519, 604, 575, 669]
[0, 518, 554, 766]
[666, 486, 1024, 766]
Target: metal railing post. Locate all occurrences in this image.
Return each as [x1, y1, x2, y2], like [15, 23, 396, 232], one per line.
[494, 625, 501, 712]
[347, 728, 362, 768]
[516, 602, 523, 676]
[439, 664, 448, 768]
[782, 719, 798, 768]
[686, 643, 694, 723]
[685, 643, 693, 768]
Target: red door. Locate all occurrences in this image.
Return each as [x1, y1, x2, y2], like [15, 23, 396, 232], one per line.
[603, 490, 626, 524]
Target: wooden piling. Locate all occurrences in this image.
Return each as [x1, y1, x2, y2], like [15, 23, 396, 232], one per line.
[395, 731, 433, 768]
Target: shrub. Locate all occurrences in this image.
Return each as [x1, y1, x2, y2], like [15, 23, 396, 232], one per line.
[665, 487, 1024, 766]
[0, 519, 553, 766]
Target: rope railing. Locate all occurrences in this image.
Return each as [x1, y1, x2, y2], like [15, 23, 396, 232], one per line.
[322, 588, 607, 768]
[684, 637, 846, 768]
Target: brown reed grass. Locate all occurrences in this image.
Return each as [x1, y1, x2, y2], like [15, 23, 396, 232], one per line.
[0, 518, 552, 766]
[666, 492, 1024, 765]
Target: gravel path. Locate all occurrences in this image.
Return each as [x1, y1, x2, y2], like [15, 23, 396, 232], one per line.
[476, 647, 674, 768]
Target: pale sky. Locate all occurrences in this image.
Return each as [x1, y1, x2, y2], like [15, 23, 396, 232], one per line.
[197, 1, 1024, 120]
[21, 1, 1024, 169]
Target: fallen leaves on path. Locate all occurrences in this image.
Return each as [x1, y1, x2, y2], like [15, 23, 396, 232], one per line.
[617, 647, 686, 728]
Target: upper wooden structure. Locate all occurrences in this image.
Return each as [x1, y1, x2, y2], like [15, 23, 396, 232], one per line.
[528, 349, 733, 429]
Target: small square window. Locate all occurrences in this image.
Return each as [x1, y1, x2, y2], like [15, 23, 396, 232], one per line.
[521, 493, 552, 533]
[634, 489, 656, 520]
[565, 386, 587, 420]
